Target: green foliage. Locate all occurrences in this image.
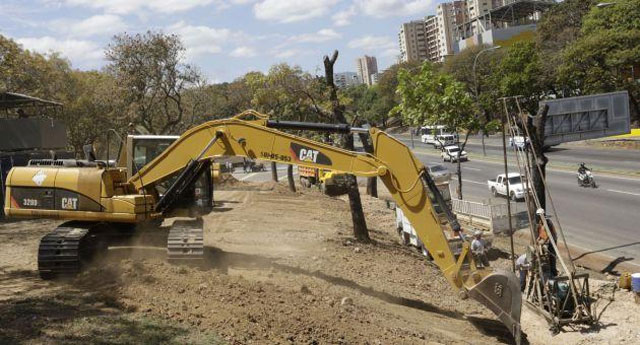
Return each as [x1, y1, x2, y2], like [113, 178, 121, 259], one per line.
[340, 84, 390, 127]
[394, 62, 477, 132]
[498, 41, 546, 114]
[245, 63, 328, 121]
[559, 0, 640, 122]
[0, 35, 73, 101]
[105, 31, 202, 135]
[536, 0, 596, 52]
[443, 45, 504, 132]
[62, 71, 124, 154]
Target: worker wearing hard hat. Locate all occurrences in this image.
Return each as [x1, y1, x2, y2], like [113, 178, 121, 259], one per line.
[471, 230, 490, 268]
[536, 208, 558, 278]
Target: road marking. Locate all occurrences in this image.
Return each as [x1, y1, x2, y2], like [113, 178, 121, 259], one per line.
[461, 179, 485, 185]
[239, 173, 257, 181]
[464, 167, 482, 171]
[606, 189, 640, 197]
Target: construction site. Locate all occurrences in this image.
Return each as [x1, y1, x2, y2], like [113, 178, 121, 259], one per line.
[1, 105, 639, 345]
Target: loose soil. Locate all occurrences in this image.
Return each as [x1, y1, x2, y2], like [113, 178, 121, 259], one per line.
[1, 179, 638, 344]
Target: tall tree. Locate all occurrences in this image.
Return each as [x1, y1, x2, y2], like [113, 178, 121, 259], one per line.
[245, 63, 329, 189]
[559, 0, 640, 123]
[324, 50, 369, 242]
[499, 41, 547, 115]
[395, 63, 477, 199]
[63, 71, 124, 155]
[443, 45, 504, 154]
[105, 31, 202, 135]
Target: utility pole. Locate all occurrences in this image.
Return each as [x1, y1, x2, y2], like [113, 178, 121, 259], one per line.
[473, 45, 501, 157]
[501, 113, 516, 273]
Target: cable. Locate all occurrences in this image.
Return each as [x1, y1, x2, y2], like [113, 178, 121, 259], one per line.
[515, 100, 577, 273]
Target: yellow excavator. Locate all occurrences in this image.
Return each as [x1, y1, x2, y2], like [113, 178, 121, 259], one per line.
[3, 110, 522, 343]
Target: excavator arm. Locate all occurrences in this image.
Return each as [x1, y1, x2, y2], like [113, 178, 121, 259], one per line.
[129, 110, 522, 342]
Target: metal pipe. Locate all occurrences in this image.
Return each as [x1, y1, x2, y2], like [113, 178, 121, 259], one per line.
[266, 120, 350, 133]
[502, 120, 516, 273]
[266, 119, 369, 134]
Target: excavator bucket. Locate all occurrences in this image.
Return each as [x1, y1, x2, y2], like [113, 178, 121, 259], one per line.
[467, 269, 522, 345]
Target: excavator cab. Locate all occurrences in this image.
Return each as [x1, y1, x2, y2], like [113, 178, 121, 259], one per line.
[118, 135, 214, 217]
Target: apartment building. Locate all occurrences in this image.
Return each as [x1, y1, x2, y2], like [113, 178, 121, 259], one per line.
[398, 20, 429, 63]
[398, 1, 468, 63]
[370, 73, 380, 86]
[334, 72, 362, 88]
[356, 55, 378, 86]
[424, 16, 439, 62]
[466, 0, 494, 34]
[432, 1, 468, 62]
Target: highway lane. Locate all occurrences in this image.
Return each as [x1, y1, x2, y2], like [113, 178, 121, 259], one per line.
[409, 149, 640, 266]
[397, 134, 640, 172]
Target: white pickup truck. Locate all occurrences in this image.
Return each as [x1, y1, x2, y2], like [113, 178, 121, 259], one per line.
[487, 173, 529, 201]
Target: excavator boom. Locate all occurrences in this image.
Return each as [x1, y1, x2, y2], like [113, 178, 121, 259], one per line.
[129, 110, 522, 342]
[4, 110, 521, 342]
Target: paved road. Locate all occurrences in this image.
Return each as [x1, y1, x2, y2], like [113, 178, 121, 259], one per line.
[235, 137, 640, 268]
[399, 134, 640, 172]
[396, 136, 640, 267]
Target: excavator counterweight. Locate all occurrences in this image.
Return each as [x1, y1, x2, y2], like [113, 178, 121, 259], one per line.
[3, 110, 521, 343]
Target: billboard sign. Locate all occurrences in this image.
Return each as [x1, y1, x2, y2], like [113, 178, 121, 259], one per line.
[541, 91, 630, 146]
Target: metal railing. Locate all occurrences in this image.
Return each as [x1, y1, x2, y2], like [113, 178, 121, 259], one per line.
[451, 198, 518, 233]
[452, 199, 509, 219]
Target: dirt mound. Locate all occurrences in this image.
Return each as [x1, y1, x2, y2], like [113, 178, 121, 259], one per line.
[1, 186, 638, 345]
[216, 174, 301, 195]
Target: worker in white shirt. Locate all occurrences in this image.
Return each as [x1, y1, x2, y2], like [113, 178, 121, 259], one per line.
[516, 254, 530, 292]
[471, 231, 490, 268]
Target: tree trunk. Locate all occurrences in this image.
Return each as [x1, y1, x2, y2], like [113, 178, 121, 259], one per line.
[324, 50, 369, 242]
[287, 164, 296, 192]
[271, 162, 278, 181]
[628, 91, 640, 125]
[481, 129, 487, 156]
[358, 132, 378, 198]
[528, 104, 550, 223]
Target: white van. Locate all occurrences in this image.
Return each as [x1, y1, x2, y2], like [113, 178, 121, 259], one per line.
[419, 125, 459, 148]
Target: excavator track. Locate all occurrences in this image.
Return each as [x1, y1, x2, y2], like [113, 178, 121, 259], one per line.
[37, 222, 105, 279]
[167, 219, 204, 261]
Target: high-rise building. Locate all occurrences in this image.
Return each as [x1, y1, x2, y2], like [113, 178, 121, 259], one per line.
[398, 20, 429, 63]
[399, 2, 468, 64]
[334, 72, 362, 88]
[424, 15, 439, 62]
[356, 56, 378, 86]
[466, 0, 494, 35]
[432, 1, 468, 61]
[370, 73, 380, 86]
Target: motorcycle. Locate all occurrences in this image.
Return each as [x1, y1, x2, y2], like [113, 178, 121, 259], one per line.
[577, 170, 597, 188]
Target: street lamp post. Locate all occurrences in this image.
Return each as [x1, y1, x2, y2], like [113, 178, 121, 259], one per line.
[472, 45, 501, 156]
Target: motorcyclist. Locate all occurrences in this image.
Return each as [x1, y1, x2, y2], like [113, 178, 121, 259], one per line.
[578, 162, 589, 175]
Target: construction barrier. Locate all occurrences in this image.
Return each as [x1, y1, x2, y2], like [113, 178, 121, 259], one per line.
[451, 198, 527, 233]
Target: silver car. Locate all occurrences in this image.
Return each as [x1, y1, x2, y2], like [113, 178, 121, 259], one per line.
[428, 164, 451, 182]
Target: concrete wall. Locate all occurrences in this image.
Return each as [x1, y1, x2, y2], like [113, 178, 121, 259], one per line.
[454, 23, 536, 52]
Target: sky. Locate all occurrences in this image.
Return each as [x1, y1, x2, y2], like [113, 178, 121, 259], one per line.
[1, 0, 450, 83]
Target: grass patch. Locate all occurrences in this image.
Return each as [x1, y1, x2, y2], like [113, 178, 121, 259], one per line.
[0, 292, 225, 345]
[51, 314, 225, 345]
